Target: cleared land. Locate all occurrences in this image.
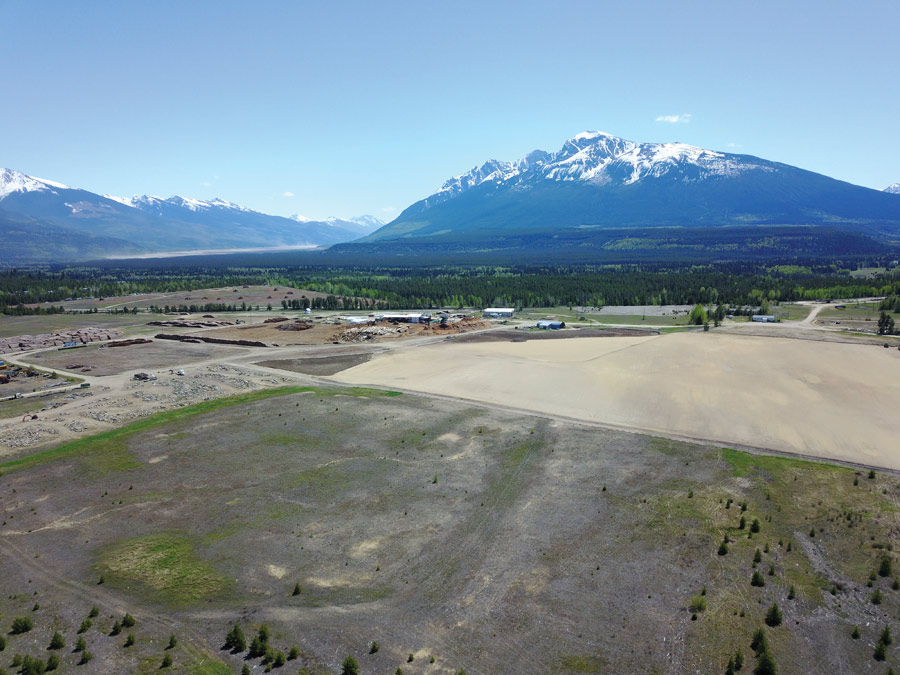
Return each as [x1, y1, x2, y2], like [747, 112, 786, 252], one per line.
[27, 340, 244, 377]
[3, 387, 900, 674]
[333, 330, 900, 469]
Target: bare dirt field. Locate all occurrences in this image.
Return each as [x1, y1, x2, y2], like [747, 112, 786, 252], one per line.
[333, 330, 900, 469]
[256, 354, 372, 376]
[25, 284, 339, 312]
[451, 327, 658, 343]
[27, 340, 244, 377]
[2, 386, 900, 674]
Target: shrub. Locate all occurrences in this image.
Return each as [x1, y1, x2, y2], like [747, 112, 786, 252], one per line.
[750, 628, 768, 655]
[726, 656, 735, 675]
[370, 641, 379, 654]
[880, 557, 893, 577]
[292, 583, 302, 596]
[74, 636, 86, 652]
[48, 632, 65, 650]
[225, 624, 246, 653]
[124, 633, 135, 647]
[46, 653, 60, 671]
[750, 519, 761, 533]
[78, 619, 92, 633]
[880, 624, 893, 646]
[809, 528, 815, 538]
[79, 650, 93, 665]
[273, 651, 286, 667]
[88, 606, 99, 618]
[122, 613, 136, 628]
[110, 620, 122, 636]
[341, 655, 359, 675]
[257, 623, 270, 644]
[0, 635, 4, 651]
[788, 585, 796, 599]
[754, 650, 777, 675]
[248, 636, 266, 658]
[764, 603, 782, 627]
[739, 517, 746, 530]
[875, 640, 886, 661]
[851, 626, 860, 639]
[768, 563, 775, 576]
[289, 646, 299, 660]
[18, 655, 46, 675]
[734, 649, 744, 670]
[689, 595, 707, 612]
[751, 571, 765, 587]
[161, 653, 173, 668]
[718, 541, 729, 556]
[10, 617, 33, 634]
[242, 666, 251, 675]
[872, 589, 884, 605]
[754, 549, 762, 564]
[167, 634, 177, 649]
[408, 653, 415, 662]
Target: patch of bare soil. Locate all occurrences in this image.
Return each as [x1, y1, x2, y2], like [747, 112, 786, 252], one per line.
[453, 326, 658, 343]
[256, 354, 372, 376]
[28, 341, 244, 376]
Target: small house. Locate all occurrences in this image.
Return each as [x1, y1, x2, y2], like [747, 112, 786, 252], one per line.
[483, 307, 515, 318]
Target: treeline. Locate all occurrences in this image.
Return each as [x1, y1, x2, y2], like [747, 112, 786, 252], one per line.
[3, 262, 900, 314]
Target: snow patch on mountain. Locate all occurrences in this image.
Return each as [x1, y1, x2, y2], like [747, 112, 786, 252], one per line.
[0, 168, 71, 200]
[426, 132, 775, 206]
[106, 194, 254, 213]
[885, 183, 900, 194]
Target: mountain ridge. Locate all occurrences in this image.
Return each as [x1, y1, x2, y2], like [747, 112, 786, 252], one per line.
[0, 168, 374, 262]
[363, 131, 900, 244]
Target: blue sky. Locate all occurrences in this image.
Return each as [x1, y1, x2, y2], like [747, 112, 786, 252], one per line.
[1, 0, 898, 220]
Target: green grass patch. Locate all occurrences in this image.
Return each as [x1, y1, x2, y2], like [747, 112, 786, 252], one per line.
[0, 385, 400, 475]
[99, 533, 227, 604]
[719, 447, 844, 479]
[187, 660, 232, 675]
[559, 654, 606, 673]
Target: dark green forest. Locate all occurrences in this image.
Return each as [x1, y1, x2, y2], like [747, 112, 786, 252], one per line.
[3, 260, 900, 315]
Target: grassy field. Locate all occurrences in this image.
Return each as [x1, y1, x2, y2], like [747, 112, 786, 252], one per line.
[2, 386, 900, 673]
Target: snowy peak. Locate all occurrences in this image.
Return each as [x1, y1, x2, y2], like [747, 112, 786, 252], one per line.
[114, 194, 252, 213]
[0, 168, 71, 200]
[292, 214, 384, 228]
[428, 131, 772, 203]
[885, 183, 900, 194]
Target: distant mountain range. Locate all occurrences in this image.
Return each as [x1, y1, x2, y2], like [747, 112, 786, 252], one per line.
[363, 132, 900, 248]
[4, 131, 900, 265]
[0, 169, 381, 263]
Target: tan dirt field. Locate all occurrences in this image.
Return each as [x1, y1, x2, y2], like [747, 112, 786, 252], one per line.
[332, 331, 900, 469]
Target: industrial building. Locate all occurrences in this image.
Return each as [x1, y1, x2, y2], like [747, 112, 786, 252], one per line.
[536, 320, 565, 330]
[751, 315, 776, 322]
[483, 307, 515, 318]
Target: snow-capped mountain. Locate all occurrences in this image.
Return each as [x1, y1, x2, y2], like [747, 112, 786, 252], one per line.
[885, 183, 900, 194]
[292, 214, 384, 229]
[0, 169, 371, 262]
[364, 131, 900, 242]
[338, 214, 384, 229]
[0, 168, 71, 199]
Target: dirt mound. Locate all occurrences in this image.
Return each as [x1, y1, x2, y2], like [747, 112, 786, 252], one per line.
[105, 338, 153, 348]
[276, 321, 314, 331]
[154, 334, 268, 348]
